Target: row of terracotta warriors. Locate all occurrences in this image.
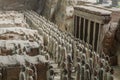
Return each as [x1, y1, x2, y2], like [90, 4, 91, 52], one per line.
[23, 10, 114, 80]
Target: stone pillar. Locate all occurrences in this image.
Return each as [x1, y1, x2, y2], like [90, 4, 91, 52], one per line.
[74, 15, 77, 37]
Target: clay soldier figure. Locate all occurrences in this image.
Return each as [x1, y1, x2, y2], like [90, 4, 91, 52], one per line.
[0, 48, 1, 55]
[12, 47, 18, 55]
[81, 53, 86, 61]
[1, 65, 7, 80]
[93, 69, 98, 80]
[67, 54, 73, 64]
[74, 49, 79, 66]
[82, 48, 87, 55]
[66, 42, 70, 54]
[14, 43, 18, 50]
[57, 43, 62, 66]
[105, 55, 110, 65]
[76, 63, 81, 80]
[12, 44, 18, 55]
[17, 44, 22, 54]
[18, 48, 22, 55]
[98, 62, 104, 80]
[81, 60, 85, 80]
[69, 43, 72, 54]
[23, 47, 27, 55]
[45, 53, 50, 61]
[89, 52, 94, 80]
[49, 69, 54, 80]
[92, 52, 96, 68]
[19, 65, 26, 80]
[30, 64, 37, 80]
[61, 62, 68, 80]
[55, 41, 58, 63]
[38, 43, 44, 55]
[0, 70, 2, 80]
[102, 58, 106, 68]
[85, 63, 90, 80]
[68, 63, 73, 80]
[94, 54, 97, 69]
[62, 68, 68, 80]
[67, 54, 73, 79]
[48, 36, 54, 58]
[96, 54, 100, 68]
[84, 47, 89, 60]
[52, 40, 57, 61]
[100, 53, 105, 59]
[104, 66, 110, 80]
[28, 69, 34, 80]
[47, 65, 53, 80]
[60, 44, 67, 67]
[72, 40, 77, 64]
[26, 62, 32, 80]
[43, 32, 49, 47]
[109, 68, 114, 80]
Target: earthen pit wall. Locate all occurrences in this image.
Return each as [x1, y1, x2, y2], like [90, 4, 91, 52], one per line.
[0, 64, 48, 80]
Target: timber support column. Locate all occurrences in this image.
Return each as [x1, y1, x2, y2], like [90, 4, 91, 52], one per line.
[76, 16, 80, 38]
[74, 15, 77, 37]
[79, 17, 81, 39]
[87, 20, 91, 44]
[92, 22, 96, 51]
[97, 24, 101, 53]
[83, 18, 86, 41]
